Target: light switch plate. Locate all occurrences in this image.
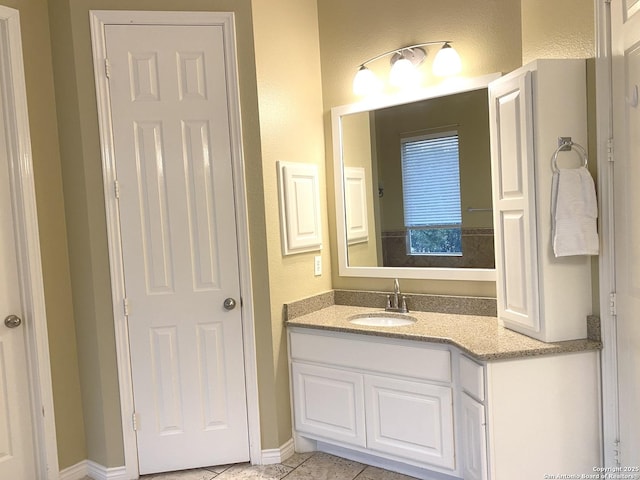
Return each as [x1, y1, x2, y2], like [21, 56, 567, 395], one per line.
[314, 255, 322, 276]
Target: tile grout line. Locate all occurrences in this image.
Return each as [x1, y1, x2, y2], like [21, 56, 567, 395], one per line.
[352, 464, 367, 480]
[280, 451, 315, 478]
[281, 452, 368, 480]
[134, 451, 414, 480]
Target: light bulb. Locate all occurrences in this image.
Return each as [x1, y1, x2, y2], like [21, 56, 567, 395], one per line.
[389, 57, 419, 88]
[353, 66, 381, 96]
[432, 43, 462, 77]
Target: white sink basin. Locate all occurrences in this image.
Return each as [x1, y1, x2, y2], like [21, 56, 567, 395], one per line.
[348, 313, 417, 327]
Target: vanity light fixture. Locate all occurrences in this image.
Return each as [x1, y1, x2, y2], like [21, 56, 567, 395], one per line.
[353, 41, 462, 96]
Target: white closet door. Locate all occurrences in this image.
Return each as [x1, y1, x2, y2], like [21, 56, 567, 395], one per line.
[105, 23, 249, 474]
[488, 71, 540, 335]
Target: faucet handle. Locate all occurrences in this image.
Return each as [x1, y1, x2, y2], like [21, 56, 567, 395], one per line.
[386, 295, 392, 309]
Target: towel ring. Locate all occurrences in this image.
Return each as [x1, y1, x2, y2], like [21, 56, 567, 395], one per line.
[551, 141, 588, 173]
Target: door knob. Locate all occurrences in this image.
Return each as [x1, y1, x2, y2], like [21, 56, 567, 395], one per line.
[223, 298, 237, 311]
[4, 315, 22, 329]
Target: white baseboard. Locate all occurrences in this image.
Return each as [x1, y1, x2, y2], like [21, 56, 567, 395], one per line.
[87, 460, 128, 480]
[59, 460, 89, 480]
[62, 442, 294, 478]
[261, 438, 295, 465]
[60, 460, 127, 480]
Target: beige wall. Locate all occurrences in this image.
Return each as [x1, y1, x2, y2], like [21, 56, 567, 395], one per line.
[0, 0, 87, 469]
[317, 0, 523, 106]
[521, 0, 595, 64]
[251, 0, 332, 447]
[318, 0, 522, 297]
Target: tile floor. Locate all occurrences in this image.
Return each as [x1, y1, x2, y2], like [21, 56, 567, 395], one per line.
[118, 452, 417, 480]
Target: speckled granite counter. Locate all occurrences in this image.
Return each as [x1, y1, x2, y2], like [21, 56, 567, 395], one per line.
[285, 304, 601, 361]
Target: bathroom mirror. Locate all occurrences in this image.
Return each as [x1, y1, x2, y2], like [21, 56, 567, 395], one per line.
[332, 74, 500, 281]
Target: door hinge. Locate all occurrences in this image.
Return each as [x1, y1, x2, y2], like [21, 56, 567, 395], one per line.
[609, 292, 617, 316]
[104, 58, 111, 79]
[613, 439, 621, 465]
[132, 411, 140, 431]
[114, 180, 120, 199]
[123, 297, 130, 316]
[607, 137, 614, 162]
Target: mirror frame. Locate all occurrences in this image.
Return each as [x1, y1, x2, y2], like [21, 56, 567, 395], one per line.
[332, 73, 501, 281]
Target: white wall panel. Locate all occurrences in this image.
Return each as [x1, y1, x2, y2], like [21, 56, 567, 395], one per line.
[277, 161, 322, 254]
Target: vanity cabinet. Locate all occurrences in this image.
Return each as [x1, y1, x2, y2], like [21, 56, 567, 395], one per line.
[455, 350, 600, 480]
[289, 326, 600, 480]
[488, 59, 592, 342]
[289, 328, 456, 474]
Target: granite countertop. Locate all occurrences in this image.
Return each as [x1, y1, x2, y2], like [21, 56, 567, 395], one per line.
[285, 305, 602, 361]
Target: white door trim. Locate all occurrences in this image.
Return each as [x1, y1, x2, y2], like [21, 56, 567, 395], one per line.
[594, 0, 618, 467]
[89, 10, 261, 478]
[0, 6, 60, 479]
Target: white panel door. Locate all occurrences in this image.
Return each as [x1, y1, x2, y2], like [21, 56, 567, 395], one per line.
[105, 24, 249, 474]
[611, 0, 640, 465]
[0, 90, 37, 480]
[364, 375, 455, 470]
[488, 72, 540, 334]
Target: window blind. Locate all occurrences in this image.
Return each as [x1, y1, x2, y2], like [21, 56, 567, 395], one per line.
[401, 133, 462, 228]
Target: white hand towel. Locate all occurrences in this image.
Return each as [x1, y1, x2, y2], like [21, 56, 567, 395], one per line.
[551, 166, 599, 257]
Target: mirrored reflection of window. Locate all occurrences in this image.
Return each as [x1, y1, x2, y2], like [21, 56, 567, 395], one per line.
[400, 132, 462, 255]
[340, 88, 495, 270]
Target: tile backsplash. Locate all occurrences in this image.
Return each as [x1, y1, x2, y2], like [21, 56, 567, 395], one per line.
[284, 289, 497, 320]
[284, 291, 601, 341]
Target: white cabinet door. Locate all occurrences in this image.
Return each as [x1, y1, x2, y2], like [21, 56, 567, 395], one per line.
[489, 71, 540, 335]
[364, 375, 455, 470]
[460, 393, 488, 480]
[291, 362, 366, 447]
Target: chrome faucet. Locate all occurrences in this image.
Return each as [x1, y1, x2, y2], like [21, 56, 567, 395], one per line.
[385, 278, 409, 313]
